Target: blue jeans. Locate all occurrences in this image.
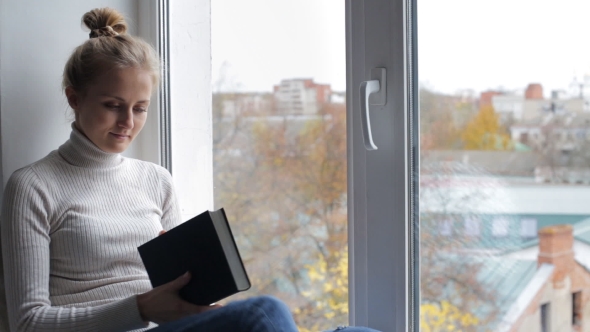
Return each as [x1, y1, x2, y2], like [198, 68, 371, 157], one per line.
[151, 296, 381, 332]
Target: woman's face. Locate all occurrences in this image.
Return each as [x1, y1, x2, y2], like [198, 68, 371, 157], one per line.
[66, 67, 153, 153]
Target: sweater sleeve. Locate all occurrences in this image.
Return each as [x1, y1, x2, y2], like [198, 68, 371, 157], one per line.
[1, 168, 148, 332]
[155, 166, 182, 231]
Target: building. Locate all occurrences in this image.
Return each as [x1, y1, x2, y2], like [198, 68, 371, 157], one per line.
[498, 223, 590, 332]
[419, 157, 590, 330]
[273, 78, 331, 115]
[213, 92, 273, 118]
[483, 84, 587, 123]
[213, 78, 338, 118]
[424, 223, 590, 332]
[493, 94, 525, 122]
[511, 113, 590, 150]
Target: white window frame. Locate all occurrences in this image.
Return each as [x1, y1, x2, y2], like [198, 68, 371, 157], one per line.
[165, 0, 416, 331]
[347, 0, 416, 330]
[135, 0, 163, 166]
[167, 0, 214, 220]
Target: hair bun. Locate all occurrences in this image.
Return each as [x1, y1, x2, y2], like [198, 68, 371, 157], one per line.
[89, 26, 119, 38]
[83, 7, 127, 38]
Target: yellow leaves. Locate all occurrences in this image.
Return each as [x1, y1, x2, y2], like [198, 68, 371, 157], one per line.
[296, 247, 349, 331]
[306, 263, 325, 282]
[324, 311, 336, 319]
[420, 301, 479, 332]
[218, 104, 349, 331]
[461, 105, 512, 150]
[273, 156, 284, 166]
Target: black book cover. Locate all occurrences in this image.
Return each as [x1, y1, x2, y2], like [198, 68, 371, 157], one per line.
[138, 208, 250, 305]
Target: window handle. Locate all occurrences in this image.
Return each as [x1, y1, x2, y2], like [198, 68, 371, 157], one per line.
[359, 68, 386, 151]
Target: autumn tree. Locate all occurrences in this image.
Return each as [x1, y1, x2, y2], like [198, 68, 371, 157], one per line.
[213, 98, 348, 330]
[460, 105, 512, 150]
[418, 161, 503, 331]
[420, 87, 477, 150]
[301, 244, 488, 332]
[421, 301, 480, 332]
[297, 247, 349, 332]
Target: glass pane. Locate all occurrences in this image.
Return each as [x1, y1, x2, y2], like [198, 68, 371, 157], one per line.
[419, 0, 590, 331]
[211, 1, 347, 330]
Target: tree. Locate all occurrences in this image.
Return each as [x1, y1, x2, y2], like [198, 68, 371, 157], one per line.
[296, 247, 349, 332]
[460, 105, 512, 150]
[420, 87, 477, 150]
[300, 244, 486, 332]
[213, 98, 348, 330]
[419, 161, 501, 330]
[421, 301, 480, 332]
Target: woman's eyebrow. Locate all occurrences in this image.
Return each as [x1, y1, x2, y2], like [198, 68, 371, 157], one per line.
[99, 94, 150, 103]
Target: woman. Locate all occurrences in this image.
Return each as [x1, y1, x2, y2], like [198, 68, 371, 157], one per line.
[0, 7, 380, 332]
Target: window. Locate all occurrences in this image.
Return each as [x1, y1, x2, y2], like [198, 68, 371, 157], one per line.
[439, 219, 453, 236]
[167, 0, 590, 330]
[417, 1, 590, 331]
[492, 217, 509, 237]
[464, 217, 481, 236]
[347, 1, 410, 330]
[541, 303, 550, 332]
[210, 1, 351, 331]
[520, 218, 537, 239]
[573, 291, 582, 326]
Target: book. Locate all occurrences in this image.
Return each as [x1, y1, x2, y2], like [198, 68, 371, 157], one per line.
[138, 208, 251, 305]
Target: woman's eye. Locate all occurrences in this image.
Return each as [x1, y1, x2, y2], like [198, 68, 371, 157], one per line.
[105, 104, 119, 109]
[134, 108, 148, 113]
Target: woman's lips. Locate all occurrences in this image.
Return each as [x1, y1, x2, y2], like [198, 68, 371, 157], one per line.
[110, 133, 129, 140]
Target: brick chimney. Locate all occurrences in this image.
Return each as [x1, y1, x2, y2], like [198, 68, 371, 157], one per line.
[538, 224, 574, 287]
[479, 90, 502, 108]
[525, 83, 544, 100]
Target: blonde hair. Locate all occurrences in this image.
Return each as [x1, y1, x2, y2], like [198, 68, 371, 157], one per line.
[62, 8, 160, 94]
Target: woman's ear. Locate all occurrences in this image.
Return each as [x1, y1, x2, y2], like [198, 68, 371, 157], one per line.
[65, 86, 80, 111]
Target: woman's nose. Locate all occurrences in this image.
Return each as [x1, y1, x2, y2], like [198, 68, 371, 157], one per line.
[118, 109, 134, 129]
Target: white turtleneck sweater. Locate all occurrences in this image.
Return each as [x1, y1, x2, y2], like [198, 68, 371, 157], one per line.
[0, 125, 182, 332]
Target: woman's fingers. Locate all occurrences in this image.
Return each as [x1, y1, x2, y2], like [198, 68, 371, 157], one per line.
[163, 272, 191, 291]
[136, 265, 223, 324]
[183, 303, 220, 315]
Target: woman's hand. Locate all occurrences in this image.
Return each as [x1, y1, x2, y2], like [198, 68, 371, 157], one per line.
[136, 272, 221, 324]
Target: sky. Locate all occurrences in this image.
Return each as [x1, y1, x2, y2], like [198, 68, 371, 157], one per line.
[212, 0, 590, 97]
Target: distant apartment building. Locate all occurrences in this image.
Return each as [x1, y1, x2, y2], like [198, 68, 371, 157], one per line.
[214, 92, 273, 118]
[482, 84, 587, 123]
[493, 94, 526, 121]
[273, 78, 331, 115]
[510, 112, 590, 153]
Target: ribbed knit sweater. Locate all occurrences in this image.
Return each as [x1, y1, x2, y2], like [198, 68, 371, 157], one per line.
[0, 124, 182, 332]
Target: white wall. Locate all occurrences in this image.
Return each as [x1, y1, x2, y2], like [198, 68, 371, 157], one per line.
[0, 0, 161, 195]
